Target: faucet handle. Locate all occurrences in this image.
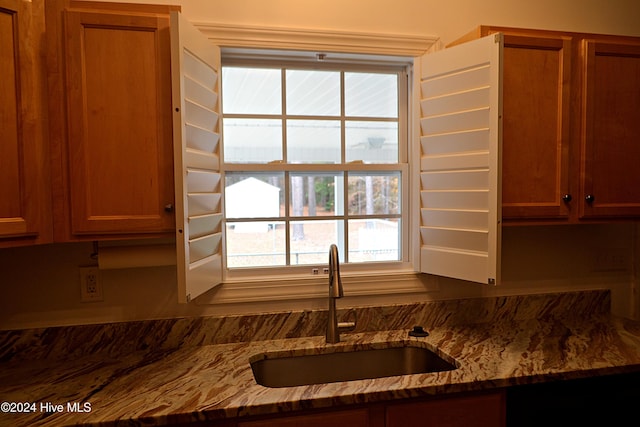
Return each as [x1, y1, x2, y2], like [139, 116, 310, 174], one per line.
[338, 309, 357, 332]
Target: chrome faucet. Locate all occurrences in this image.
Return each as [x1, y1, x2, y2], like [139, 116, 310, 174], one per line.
[326, 244, 356, 343]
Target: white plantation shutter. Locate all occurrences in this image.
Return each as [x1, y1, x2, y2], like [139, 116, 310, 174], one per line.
[419, 34, 503, 285]
[171, 11, 223, 302]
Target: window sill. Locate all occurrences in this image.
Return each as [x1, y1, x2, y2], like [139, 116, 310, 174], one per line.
[193, 269, 439, 306]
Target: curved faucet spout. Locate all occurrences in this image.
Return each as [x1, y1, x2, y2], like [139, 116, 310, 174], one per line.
[328, 244, 343, 299]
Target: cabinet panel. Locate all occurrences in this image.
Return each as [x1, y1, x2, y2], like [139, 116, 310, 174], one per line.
[580, 40, 640, 218]
[386, 391, 505, 427]
[238, 408, 369, 427]
[0, 0, 52, 247]
[0, 4, 21, 226]
[63, 9, 174, 235]
[501, 34, 572, 220]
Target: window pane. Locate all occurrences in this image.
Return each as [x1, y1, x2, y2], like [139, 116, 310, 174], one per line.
[223, 118, 282, 163]
[225, 173, 284, 218]
[222, 67, 281, 114]
[226, 221, 285, 267]
[286, 70, 340, 116]
[345, 121, 398, 163]
[345, 72, 397, 118]
[220, 62, 406, 271]
[290, 173, 343, 217]
[348, 172, 400, 215]
[348, 218, 400, 262]
[290, 220, 341, 265]
[287, 120, 340, 163]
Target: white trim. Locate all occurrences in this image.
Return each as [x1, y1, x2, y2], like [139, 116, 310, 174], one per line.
[183, 22, 437, 306]
[195, 270, 439, 305]
[194, 22, 438, 57]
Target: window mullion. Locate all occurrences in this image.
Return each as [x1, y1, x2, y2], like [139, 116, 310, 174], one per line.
[281, 67, 287, 163]
[398, 70, 409, 163]
[339, 71, 346, 163]
[284, 171, 291, 266]
[342, 171, 349, 263]
[281, 68, 291, 266]
[339, 71, 348, 262]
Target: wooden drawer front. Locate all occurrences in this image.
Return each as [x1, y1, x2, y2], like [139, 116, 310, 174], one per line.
[386, 391, 506, 427]
[238, 408, 369, 427]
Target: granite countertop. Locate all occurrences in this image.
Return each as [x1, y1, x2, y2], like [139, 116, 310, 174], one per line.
[2, 291, 640, 426]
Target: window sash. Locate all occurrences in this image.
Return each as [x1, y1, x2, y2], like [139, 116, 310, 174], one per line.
[221, 60, 410, 278]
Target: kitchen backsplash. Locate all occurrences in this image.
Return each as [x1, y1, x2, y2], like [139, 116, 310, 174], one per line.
[0, 290, 609, 363]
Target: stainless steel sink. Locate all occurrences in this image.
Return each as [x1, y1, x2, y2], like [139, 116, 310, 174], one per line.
[251, 345, 458, 388]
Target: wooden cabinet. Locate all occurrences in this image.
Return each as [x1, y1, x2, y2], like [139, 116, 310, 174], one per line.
[386, 391, 505, 427]
[0, 0, 52, 248]
[500, 33, 573, 221]
[450, 26, 640, 223]
[2, 0, 177, 246]
[507, 372, 640, 426]
[224, 391, 505, 427]
[46, 0, 179, 240]
[580, 39, 640, 218]
[238, 408, 370, 427]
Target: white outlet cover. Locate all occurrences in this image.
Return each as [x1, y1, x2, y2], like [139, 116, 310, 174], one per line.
[79, 266, 103, 302]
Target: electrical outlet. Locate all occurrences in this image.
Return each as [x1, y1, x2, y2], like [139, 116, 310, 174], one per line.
[79, 266, 103, 302]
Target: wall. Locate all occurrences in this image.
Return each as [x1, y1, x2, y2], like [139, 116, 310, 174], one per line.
[1, 0, 640, 330]
[101, 0, 640, 45]
[1, 223, 636, 329]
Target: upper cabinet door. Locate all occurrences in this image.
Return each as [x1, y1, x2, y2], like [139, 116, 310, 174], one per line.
[0, 0, 51, 247]
[580, 39, 640, 219]
[63, 9, 175, 235]
[170, 11, 223, 303]
[500, 34, 572, 220]
[419, 34, 503, 285]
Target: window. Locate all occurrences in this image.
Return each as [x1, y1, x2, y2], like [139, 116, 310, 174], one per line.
[173, 18, 501, 304]
[220, 54, 410, 277]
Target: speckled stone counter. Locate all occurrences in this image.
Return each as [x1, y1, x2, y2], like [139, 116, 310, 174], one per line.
[2, 290, 640, 426]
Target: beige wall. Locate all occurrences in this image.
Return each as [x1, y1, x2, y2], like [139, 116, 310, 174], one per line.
[1, 0, 639, 330]
[1, 224, 636, 329]
[98, 0, 640, 44]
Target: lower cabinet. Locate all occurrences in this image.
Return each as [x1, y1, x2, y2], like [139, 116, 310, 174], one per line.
[386, 391, 505, 427]
[506, 372, 640, 427]
[238, 408, 370, 427]
[230, 390, 506, 427]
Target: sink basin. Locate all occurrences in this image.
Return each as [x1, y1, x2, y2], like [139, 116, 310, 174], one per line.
[251, 345, 458, 388]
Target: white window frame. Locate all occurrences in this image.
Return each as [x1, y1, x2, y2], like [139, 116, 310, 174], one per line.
[220, 55, 412, 282]
[178, 23, 439, 304]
